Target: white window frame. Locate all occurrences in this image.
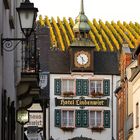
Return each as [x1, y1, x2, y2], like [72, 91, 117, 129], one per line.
[89, 110, 103, 128]
[89, 79, 103, 94]
[61, 79, 75, 95]
[61, 110, 75, 128]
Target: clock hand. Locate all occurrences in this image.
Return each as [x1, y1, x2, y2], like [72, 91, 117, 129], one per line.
[80, 56, 85, 63]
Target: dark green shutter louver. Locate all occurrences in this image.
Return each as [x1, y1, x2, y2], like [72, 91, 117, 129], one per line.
[82, 80, 89, 96]
[54, 79, 61, 95]
[75, 110, 82, 127]
[103, 79, 110, 96]
[104, 110, 110, 128]
[55, 109, 61, 127]
[76, 79, 89, 96]
[82, 110, 89, 127]
[76, 79, 82, 96]
[76, 110, 89, 127]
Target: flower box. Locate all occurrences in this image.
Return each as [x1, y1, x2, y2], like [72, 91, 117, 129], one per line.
[91, 126, 104, 132]
[61, 126, 75, 131]
[90, 91, 103, 97]
[63, 92, 74, 97]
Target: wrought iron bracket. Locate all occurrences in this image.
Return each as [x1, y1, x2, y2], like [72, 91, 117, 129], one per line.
[1, 35, 27, 55]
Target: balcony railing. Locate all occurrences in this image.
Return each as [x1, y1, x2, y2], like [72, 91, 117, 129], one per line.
[21, 32, 40, 73]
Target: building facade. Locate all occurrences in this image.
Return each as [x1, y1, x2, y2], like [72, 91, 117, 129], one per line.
[0, 0, 40, 140]
[42, 1, 120, 139]
[114, 43, 132, 140]
[0, 0, 18, 139]
[129, 45, 140, 140]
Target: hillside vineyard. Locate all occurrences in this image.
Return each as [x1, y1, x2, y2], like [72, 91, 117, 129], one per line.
[38, 15, 140, 51]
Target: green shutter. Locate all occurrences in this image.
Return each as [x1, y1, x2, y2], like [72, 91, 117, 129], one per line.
[55, 109, 61, 127]
[75, 110, 82, 127]
[82, 80, 89, 96]
[76, 79, 82, 96]
[103, 80, 110, 96]
[81, 110, 89, 127]
[104, 110, 110, 128]
[54, 79, 61, 95]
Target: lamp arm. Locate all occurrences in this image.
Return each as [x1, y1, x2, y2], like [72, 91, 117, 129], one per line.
[1, 37, 27, 55]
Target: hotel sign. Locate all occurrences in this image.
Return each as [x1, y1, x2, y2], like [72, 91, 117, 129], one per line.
[55, 98, 109, 106]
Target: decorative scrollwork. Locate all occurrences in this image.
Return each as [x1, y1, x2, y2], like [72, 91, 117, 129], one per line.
[1, 37, 26, 54]
[2, 40, 20, 51]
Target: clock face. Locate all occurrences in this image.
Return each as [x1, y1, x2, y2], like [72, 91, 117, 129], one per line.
[77, 53, 88, 65]
[74, 51, 90, 68]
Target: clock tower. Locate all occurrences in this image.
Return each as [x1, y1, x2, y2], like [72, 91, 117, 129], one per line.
[70, 0, 95, 72]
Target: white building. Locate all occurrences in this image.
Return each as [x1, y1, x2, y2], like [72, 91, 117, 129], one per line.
[47, 73, 119, 140]
[44, 1, 120, 139]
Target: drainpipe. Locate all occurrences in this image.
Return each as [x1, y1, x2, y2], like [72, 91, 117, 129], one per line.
[111, 75, 115, 140]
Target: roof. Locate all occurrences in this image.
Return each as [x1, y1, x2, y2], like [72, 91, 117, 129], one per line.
[94, 51, 119, 75]
[46, 49, 119, 75]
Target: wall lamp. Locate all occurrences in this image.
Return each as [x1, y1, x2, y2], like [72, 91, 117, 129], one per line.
[16, 107, 29, 140]
[1, 0, 38, 54]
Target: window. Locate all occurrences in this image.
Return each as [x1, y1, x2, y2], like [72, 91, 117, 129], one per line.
[90, 80, 103, 96]
[136, 103, 139, 128]
[61, 110, 75, 128]
[55, 109, 110, 129]
[54, 79, 75, 96]
[54, 79, 110, 96]
[62, 79, 74, 93]
[89, 110, 103, 128]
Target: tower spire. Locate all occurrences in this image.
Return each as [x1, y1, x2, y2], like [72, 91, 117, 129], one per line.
[73, 0, 90, 38]
[80, 0, 84, 14]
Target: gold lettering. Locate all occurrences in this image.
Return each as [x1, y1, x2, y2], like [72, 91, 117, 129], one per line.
[60, 99, 65, 106]
[76, 100, 80, 105]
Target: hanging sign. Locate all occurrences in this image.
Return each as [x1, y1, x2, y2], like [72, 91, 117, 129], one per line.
[39, 72, 48, 89]
[24, 112, 43, 128]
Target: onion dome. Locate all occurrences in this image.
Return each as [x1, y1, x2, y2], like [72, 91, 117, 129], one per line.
[73, 0, 90, 34]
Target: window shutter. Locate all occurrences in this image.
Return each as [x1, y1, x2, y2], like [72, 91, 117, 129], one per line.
[103, 80, 110, 96]
[76, 79, 82, 96]
[55, 109, 61, 127]
[82, 110, 89, 127]
[82, 79, 89, 96]
[75, 110, 82, 127]
[54, 79, 61, 95]
[104, 110, 110, 128]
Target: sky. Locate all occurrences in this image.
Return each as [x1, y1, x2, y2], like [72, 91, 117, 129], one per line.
[31, 0, 140, 22]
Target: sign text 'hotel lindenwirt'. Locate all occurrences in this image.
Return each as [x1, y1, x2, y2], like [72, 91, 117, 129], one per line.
[55, 98, 109, 106]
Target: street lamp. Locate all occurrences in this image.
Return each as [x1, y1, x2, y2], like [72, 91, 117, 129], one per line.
[1, 0, 38, 53]
[16, 0, 38, 38]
